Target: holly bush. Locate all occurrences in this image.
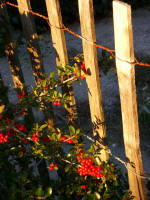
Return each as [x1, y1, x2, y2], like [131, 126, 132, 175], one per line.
[0, 56, 134, 200]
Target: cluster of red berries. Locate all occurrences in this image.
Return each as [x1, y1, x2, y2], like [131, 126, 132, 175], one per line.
[80, 61, 87, 74]
[16, 123, 27, 133]
[0, 118, 28, 143]
[49, 163, 58, 170]
[53, 100, 61, 106]
[60, 136, 73, 144]
[77, 153, 104, 178]
[0, 132, 8, 143]
[73, 61, 87, 80]
[5, 118, 27, 133]
[0, 129, 15, 143]
[32, 132, 39, 142]
[17, 91, 26, 100]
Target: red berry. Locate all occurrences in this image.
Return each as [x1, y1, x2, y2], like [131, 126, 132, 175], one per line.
[73, 76, 77, 80]
[44, 86, 49, 90]
[81, 185, 87, 190]
[80, 61, 85, 70]
[80, 75, 85, 80]
[53, 100, 60, 106]
[17, 91, 26, 100]
[32, 132, 39, 142]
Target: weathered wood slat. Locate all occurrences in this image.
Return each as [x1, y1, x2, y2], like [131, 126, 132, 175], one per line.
[0, 4, 35, 125]
[45, 0, 77, 125]
[17, 0, 45, 86]
[0, 4, 25, 90]
[78, 0, 108, 162]
[17, 0, 55, 131]
[113, 1, 147, 199]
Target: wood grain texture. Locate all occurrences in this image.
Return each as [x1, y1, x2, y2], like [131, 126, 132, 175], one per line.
[78, 0, 108, 161]
[17, 0, 45, 86]
[45, 0, 77, 125]
[113, 1, 147, 199]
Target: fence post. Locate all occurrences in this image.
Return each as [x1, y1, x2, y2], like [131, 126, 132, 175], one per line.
[45, 0, 77, 126]
[113, 1, 147, 199]
[17, 0, 55, 131]
[0, 4, 35, 126]
[17, 0, 45, 86]
[78, 0, 108, 162]
[0, 4, 25, 90]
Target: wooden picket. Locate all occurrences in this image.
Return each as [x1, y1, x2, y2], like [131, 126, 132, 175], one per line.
[45, 0, 77, 125]
[17, 0, 56, 131]
[0, 4, 25, 90]
[0, 3, 36, 125]
[17, 0, 45, 87]
[78, 0, 108, 162]
[113, 1, 147, 199]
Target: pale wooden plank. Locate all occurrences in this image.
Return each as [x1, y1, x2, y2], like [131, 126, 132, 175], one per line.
[78, 0, 108, 161]
[45, 0, 77, 125]
[17, 0, 45, 86]
[113, 1, 147, 199]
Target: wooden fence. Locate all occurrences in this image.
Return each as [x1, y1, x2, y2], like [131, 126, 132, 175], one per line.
[0, 0, 148, 199]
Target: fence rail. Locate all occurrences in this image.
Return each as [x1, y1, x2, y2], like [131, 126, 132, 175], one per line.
[0, 0, 150, 199]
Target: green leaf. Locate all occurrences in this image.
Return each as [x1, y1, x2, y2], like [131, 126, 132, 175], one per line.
[88, 144, 96, 153]
[66, 65, 73, 71]
[0, 104, 5, 114]
[63, 103, 68, 110]
[49, 72, 56, 78]
[53, 90, 58, 97]
[42, 79, 47, 87]
[35, 123, 39, 129]
[58, 92, 62, 98]
[45, 187, 52, 197]
[69, 125, 75, 135]
[94, 192, 101, 199]
[56, 133, 61, 140]
[39, 124, 47, 131]
[76, 129, 80, 134]
[35, 187, 43, 196]
[66, 80, 73, 85]
[57, 66, 65, 71]
[65, 165, 71, 172]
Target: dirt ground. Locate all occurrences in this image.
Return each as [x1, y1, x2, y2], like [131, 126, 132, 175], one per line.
[0, 7, 150, 198]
